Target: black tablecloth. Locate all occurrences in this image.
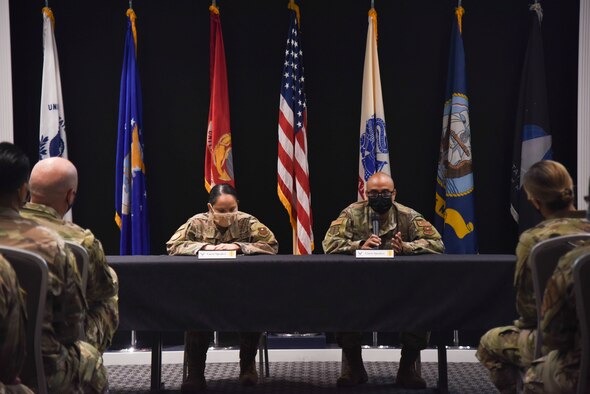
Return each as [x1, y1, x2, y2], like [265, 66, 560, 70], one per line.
[107, 254, 517, 332]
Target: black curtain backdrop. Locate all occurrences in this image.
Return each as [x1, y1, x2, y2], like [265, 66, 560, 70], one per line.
[10, 0, 579, 256]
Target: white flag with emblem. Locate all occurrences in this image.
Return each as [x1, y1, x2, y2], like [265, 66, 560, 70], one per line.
[39, 7, 71, 221]
[39, 7, 68, 161]
[357, 8, 390, 201]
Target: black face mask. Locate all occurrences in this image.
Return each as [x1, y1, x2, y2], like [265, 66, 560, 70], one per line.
[368, 195, 393, 214]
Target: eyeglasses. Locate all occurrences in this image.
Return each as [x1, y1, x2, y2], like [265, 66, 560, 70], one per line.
[367, 190, 394, 199]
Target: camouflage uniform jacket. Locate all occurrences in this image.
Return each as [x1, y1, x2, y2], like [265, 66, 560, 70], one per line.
[21, 202, 119, 353]
[0, 207, 85, 389]
[166, 211, 278, 255]
[514, 214, 590, 329]
[540, 241, 590, 355]
[322, 200, 444, 255]
[0, 255, 27, 385]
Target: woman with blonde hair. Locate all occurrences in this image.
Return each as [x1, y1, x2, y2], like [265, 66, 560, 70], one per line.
[477, 160, 590, 394]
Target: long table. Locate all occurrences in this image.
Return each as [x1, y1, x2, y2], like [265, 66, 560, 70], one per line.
[108, 254, 517, 392]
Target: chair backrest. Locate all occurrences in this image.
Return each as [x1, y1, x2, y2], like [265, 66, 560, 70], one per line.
[574, 252, 590, 394]
[0, 246, 48, 394]
[64, 241, 88, 296]
[529, 233, 590, 358]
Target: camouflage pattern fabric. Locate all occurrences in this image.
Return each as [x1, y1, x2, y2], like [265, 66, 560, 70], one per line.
[513, 214, 590, 329]
[167, 211, 278, 255]
[0, 382, 34, 394]
[523, 242, 590, 393]
[21, 202, 119, 353]
[322, 201, 444, 254]
[477, 214, 590, 393]
[0, 208, 107, 393]
[0, 255, 28, 390]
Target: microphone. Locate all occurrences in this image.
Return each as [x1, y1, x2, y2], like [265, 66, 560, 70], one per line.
[371, 211, 380, 249]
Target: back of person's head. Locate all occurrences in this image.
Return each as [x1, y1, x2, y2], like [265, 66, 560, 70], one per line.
[0, 142, 30, 195]
[208, 183, 238, 205]
[523, 160, 574, 212]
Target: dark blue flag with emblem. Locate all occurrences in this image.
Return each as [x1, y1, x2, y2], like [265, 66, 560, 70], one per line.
[434, 5, 478, 254]
[114, 8, 149, 255]
[510, 3, 552, 234]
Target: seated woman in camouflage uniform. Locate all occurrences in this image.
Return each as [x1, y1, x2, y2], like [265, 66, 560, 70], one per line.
[166, 183, 278, 393]
[523, 182, 590, 393]
[477, 160, 590, 394]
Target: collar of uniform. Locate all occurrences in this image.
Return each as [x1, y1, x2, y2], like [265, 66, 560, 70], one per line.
[202, 211, 241, 240]
[0, 206, 20, 219]
[362, 201, 398, 234]
[22, 202, 61, 220]
[546, 209, 585, 220]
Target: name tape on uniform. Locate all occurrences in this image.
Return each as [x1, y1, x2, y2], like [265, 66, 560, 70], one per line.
[355, 249, 395, 259]
[198, 250, 237, 259]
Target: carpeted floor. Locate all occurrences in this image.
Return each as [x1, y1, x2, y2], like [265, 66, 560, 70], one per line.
[107, 362, 499, 393]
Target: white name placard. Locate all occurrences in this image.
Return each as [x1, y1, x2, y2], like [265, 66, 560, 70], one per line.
[355, 249, 395, 259]
[198, 250, 237, 259]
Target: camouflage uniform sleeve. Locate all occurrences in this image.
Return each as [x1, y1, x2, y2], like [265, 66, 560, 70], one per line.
[235, 218, 278, 255]
[513, 232, 536, 328]
[83, 234, 119, 353]
[0, 257, 27, 384]
[322, 211, 364, 254]
[540, 253, 579, 351]
[402, 216, 444, 255]
[166, 219, 209, 255]
[43, 242, 85, 391]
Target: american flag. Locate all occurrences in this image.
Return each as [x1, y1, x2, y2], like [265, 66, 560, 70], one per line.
[277, 3, 313, 255]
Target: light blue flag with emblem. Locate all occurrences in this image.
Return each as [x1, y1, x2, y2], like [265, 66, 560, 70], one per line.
[114, 8, 149, 255]
[434, 6, 478, 254]
[357, 8, 390, 200]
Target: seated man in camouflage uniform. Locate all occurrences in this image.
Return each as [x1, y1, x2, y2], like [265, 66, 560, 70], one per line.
[21, 157, 119, 353]
[0, 254, 33, 394]
[523, 182, 590, 393]
[477, 160, 590, 394]
[167, 183, 278, 392]
[0, 142, 107, 393]
[322, 172, 444, 389]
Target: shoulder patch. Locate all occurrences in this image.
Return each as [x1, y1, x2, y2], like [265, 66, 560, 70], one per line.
[415, 219, 435, 235]
[415, 219, 432, 227]
[258, 227, 269, 237]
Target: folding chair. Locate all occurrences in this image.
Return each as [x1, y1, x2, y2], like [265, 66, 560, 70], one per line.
[529, 234, 590, 358]
[573, 251, 590, 394]
[0, 246, 49, 394]
[64, 241, 89, 296]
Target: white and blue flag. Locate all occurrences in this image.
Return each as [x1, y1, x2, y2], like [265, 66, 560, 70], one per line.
[357, 8, 390, 200]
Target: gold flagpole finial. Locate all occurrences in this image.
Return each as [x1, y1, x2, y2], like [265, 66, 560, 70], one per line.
[209, 1, 219, 14]
[288, 0, 300, 27]
[456, 1, 465, 34]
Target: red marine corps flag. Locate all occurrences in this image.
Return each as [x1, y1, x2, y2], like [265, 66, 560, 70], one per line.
[204, 3, 234, 191]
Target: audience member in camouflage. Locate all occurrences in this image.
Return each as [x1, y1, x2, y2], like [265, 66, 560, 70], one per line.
[21, 157, 119, 353]
[167, 184, 278, 393]
[322, 172, 444, 390]
[0, 254, 33, 394]
[477, 160, 590, 394]
[0, 143, 107, 393]
[523, 189, 590, 393]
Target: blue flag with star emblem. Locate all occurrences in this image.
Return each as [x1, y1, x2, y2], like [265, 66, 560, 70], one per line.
[510, 4, 552, 234]
[114, 8, 150, 255]
[434, 6, 478, 254]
